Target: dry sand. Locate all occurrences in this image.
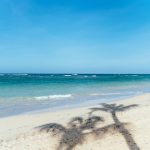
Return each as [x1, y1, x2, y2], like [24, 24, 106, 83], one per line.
[0, 93, 150, 150]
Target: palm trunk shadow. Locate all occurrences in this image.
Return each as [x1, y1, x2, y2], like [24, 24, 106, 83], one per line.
[89, 103, 140, 150]
[111, 112, 140, 150]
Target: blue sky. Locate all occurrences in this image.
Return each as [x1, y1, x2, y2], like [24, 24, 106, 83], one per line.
[0, 0, 150, 73]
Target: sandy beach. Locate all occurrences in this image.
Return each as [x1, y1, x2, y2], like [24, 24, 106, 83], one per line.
[0, 93, 150, 150]
[0, 0, 150, 149]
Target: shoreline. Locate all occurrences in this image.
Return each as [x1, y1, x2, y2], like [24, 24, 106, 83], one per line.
[0, 92, 144, 119]
[0, 93, 150, 149]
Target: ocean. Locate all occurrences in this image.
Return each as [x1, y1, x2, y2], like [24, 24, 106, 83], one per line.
[0, 74, 150, 117]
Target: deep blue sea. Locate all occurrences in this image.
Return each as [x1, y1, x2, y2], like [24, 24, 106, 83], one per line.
[0, 74, 150, 117]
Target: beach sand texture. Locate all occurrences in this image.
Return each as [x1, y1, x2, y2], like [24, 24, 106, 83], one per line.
[0, 94, 150, 150]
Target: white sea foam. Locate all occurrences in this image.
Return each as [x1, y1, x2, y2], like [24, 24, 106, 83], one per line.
[64, 75, 72, 77]
[34, 94, 72, 100]
[131, 75, 139, 76]
[84, 75, 88, 78]
[124, 74, 139, 77]
[90, 93, 121, 96]
[12, 73, 28, 76]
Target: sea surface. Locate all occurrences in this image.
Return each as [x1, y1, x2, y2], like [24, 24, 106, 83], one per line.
[0, 74, 150, 118]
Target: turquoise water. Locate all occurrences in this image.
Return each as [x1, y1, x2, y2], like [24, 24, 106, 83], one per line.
[0, 74, 150, 117]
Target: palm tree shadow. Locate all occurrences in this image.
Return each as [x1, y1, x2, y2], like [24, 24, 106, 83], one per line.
[36, 103, 140, 150]
[89, 103, 140, 150]
[36, 116, 104, 150]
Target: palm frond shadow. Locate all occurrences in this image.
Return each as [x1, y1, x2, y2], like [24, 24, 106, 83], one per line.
[89, 103, 140, 150]
[36, 115, 118, 150]
[36, 103, 140, 150]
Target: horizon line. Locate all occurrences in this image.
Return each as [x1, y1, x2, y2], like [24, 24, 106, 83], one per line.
[0, 73, 150, 75]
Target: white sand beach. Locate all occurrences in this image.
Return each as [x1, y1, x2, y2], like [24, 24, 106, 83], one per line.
[0, 93, 150, 150]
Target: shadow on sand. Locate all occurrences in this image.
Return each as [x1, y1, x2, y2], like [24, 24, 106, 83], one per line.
[89, 103, 140, 150]
[36, 103, 140, 150]
[37, 116, 105, 150]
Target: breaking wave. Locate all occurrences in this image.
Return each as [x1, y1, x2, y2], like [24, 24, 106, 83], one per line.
[34, 94, 72, 100]
[89, 93, 121, 96]
[64, 75, 72, 77]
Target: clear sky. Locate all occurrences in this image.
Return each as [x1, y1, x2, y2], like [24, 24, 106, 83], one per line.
[0, 0, 150, 73]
